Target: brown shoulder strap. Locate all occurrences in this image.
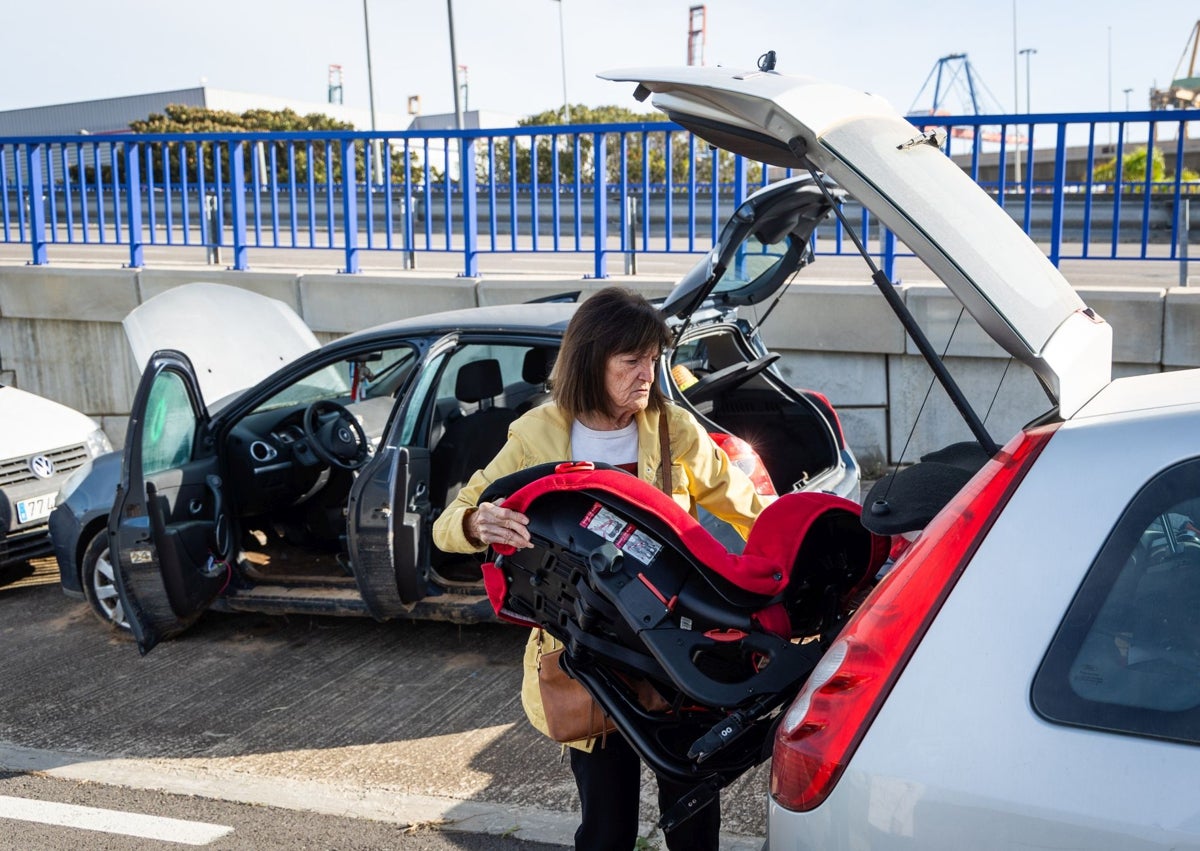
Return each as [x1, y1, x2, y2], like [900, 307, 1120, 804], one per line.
[658, 411, 672, 495]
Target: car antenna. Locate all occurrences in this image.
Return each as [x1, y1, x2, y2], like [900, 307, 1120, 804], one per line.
[792, 147, 999, 457]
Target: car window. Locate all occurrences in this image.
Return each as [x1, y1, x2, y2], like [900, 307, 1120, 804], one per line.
[1033, 458, 1200, 745]
[715, 233, 790, 294]
[142, 369, 197, 475]
[433, 345, 529, 402]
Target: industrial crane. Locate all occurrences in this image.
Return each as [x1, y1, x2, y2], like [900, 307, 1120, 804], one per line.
[907, 53, 1018, 144]
[1151, 20, 1200, 109]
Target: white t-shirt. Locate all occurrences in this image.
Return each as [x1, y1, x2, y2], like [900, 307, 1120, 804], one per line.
[570, 419, 638, 469]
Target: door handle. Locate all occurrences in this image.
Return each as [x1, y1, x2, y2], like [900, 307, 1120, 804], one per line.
[408, 481, 428, 512]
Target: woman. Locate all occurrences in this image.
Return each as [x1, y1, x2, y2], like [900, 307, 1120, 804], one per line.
[433, 286, 770, 851]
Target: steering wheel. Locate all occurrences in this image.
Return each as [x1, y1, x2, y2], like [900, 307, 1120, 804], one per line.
[683, 353, 780, 405]
[302, 400, 370, 470]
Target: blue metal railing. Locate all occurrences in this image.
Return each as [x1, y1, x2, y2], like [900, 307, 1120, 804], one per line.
[3, 110, 1199, 280]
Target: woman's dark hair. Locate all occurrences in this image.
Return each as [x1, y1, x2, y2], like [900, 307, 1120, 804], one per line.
[551, 286, 671, 421]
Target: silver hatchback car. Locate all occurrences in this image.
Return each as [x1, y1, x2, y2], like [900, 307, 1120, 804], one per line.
[604, 65, 1200, 848]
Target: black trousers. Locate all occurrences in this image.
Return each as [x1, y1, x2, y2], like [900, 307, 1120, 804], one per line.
[569, 734, 721, 851]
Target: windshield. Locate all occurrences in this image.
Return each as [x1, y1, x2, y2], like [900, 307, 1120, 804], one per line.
[250, 347, 420, 414]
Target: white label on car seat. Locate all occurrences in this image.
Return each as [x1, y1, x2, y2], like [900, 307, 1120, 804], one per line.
[622, 530, 662, 565]
[581, 504, 628, 543]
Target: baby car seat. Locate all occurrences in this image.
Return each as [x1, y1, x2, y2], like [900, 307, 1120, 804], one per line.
[479, 461, 886, 829]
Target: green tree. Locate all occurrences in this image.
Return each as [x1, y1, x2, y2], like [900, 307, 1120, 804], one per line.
[74, 104, 416, 188]
[480, 104, 758, 188]
[1093, 146, 1200, 191]
[126, 104, 359, 187]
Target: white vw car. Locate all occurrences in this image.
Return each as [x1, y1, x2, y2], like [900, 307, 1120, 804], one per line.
[603, 63, 1200, 849]
[0, 384, 110, 566]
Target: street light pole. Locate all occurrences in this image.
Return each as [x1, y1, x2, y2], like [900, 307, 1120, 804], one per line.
[1124, 87, 1133, 110]
[553, 0, 570, 123]
[1012, 0, 1021, 186]
[1019, 47, 1037, 113]
[1012, 0, 1019, 113]
[362, 0, 377, 131]
[447, 0, 464, 131]
[362, 0, 381, 189]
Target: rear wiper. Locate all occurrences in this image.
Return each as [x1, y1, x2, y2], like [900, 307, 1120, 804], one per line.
[791, 140, 999, 456]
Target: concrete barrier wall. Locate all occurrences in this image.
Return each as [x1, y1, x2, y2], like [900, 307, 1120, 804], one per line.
[0, 265, 1186, 476]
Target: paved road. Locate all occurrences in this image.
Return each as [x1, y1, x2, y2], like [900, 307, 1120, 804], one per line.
[0, 560, 767, 849]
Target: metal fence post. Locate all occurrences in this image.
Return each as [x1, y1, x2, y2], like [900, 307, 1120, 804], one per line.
[882, 228, 897, 282]
[122, 141, 144, 268]
[460, 136, 478, 278]
[732, 154, 748, 211]
[340, 138, 359, 274]
[204, 192, 220, 265]
[1048, 124, 1067, 267]
[228, 141, 248, 270]
[1181, 197, 1191, 287]
[25, 143, 47, 266]
[403, 142, 416, 270]
[591, 132, 608, 279]
[624, 195, 637, 275]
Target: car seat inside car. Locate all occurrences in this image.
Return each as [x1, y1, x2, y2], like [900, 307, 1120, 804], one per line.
[516, 346, 557, 414]
[430, 358, 520, 514]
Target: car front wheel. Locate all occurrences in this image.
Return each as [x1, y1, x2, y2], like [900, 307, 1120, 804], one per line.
[81, 529, 131, 632]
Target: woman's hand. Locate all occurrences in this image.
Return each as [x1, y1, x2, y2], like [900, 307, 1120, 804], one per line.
[467, 499, 532, 549]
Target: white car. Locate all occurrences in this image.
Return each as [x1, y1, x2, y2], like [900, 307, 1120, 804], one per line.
[602, 65, 1200, 848]
[0, 384, 110, 565]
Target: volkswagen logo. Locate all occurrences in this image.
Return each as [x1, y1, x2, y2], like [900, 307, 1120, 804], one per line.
[336, 427, 353, 443]
[29, 454, 55, 479]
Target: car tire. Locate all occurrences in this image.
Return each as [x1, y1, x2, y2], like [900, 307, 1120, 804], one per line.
[81, 529, 131, 632]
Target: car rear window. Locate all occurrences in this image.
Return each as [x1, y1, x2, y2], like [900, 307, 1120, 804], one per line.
[1033, 458, 1200, 745]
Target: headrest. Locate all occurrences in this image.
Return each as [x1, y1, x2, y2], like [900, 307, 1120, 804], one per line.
[455, 359, 504, 403]
[522, 347, 555, 385]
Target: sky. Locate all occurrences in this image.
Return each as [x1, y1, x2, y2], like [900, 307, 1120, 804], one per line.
[5, 0, 1200, 125]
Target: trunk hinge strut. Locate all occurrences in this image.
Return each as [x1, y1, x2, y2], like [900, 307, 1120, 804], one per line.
[787, 136, 999, 457]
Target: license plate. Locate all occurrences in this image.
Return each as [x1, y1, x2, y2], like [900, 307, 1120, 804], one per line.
[16, 492, 56, 525]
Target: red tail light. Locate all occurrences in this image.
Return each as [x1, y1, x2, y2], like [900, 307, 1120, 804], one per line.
[769, 423, 1060, 811]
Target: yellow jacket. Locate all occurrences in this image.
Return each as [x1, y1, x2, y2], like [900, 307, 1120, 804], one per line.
[432, 402, 768, 553]
[431, 401, 770, 749]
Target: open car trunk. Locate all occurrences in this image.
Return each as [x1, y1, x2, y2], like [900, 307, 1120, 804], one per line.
[671, 326, 838, 495]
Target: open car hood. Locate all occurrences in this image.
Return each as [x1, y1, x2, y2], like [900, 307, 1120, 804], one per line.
[601, 65, 1112, 416]
[659, 174, 840, 321]
[123, 282, 320, 404]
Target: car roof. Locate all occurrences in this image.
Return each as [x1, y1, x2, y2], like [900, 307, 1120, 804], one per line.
[1073, 367, 1200, 421]
[336, 301, 578, 344]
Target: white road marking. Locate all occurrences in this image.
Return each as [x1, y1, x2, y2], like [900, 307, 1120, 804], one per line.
[0, 794, 233, 845]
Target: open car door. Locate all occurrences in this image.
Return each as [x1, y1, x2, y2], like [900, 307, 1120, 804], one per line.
[347, 444, 431, 614]
[345, 333, 458, 614]
[110, 350, 231, 654]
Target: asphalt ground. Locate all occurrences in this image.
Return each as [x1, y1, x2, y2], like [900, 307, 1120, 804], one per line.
[0, 558, 767, 849]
